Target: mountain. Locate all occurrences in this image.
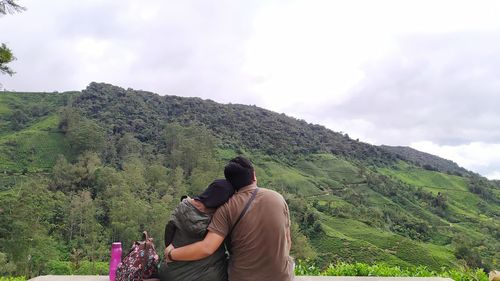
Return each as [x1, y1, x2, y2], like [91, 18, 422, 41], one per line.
[0, 83, 498, 277]
[380, 145, 471, 176]
[73, 82, 396, 164]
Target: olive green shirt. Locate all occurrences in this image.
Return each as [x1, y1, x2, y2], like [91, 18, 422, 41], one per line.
[159, 199, 228, 281]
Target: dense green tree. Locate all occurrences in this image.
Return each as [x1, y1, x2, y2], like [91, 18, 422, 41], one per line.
[455, 246, 483, 269]
[67, 119, 105, 155]
[164, 123, 218, 175]
[0, 182, 61, 277]
[105, 184, 148, 250]
[145, 164, 169, 196]
[0, 42, 15, 77]
[58, 108, 106, 156]
[167, 166, 187, 201]
[188, 166, 221, 195]
[65, 191, 106, 261]
[50, 152, 101, 194]
[122, 157, 147, 197]
[116, 133, 142, 162]
[1, 1, 26, 86]
[51, 155, 80, 191]
[143, 196, 171, 250]
[0, 0, 26, 15]
[0, 251, 16, 275]
[10, 109, 29, 130]
[94, 166, 126, 196]
[290, 222, 316, 260]
[58, 107, 81, 134]
[1, 83, 500, 275]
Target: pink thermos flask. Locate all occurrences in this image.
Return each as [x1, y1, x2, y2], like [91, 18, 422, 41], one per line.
[109, 242, 122, 281]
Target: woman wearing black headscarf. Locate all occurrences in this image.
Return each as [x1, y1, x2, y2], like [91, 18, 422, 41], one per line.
[159, 179, 235, 281]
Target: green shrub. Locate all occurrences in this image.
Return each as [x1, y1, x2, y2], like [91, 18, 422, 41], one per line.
[295, 261, 489, 281]
[45, 260, 72, 275]
[0, 277, 27, 281]
[294, 259, 321, 276]
[44, 260, 108, 275]
[72, 261, 108, 275]
[444, 268, 488, 281]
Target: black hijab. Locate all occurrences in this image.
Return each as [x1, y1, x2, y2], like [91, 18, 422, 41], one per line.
[194, 179, 235, 208]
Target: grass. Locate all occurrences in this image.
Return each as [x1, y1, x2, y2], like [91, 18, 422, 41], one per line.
[0, 92, 74, 174]
[0, 174, 31, 191]
[315, 223, 412, 268]
[296, 154, 362, 185]
[0, 92, 72, 136]
[241, 154, 497, 270]
[216, 148, 239, 161]
[379, 162, 468, 194]
[0, 102, 10, 115]
[253, 157, 323, 196]
[0, 115, 71, 173]
[379, 162, 500, 235]
[317, 216, 455, 270]
[239, 155, 450, 268]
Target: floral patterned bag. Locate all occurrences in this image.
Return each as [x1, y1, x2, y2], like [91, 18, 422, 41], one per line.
[115, 231, 160, 281]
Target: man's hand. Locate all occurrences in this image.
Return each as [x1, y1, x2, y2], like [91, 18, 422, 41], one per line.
[164, 244, 175, 263]
[163, 231, 225, 262]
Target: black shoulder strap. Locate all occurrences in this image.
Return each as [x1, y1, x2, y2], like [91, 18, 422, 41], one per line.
[164, 220, 176, 246]
[230, 187, 259, 234]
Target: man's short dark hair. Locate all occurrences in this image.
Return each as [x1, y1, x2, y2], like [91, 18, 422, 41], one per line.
[224, 156, 254, 190]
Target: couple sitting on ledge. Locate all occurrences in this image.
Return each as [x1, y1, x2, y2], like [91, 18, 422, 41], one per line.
[159, 156, 294, 281]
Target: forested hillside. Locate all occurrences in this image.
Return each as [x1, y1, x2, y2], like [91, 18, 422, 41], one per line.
[0, 83, 498, 278]
[380, 146, 471, 176]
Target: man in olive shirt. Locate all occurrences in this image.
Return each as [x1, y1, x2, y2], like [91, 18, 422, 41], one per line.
[165, 156, 294, 281]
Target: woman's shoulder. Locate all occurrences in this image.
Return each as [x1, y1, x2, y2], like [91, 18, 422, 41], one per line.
[188, 198, 216, 214]
[175, 198, 208, 215]
[173, 199, 213, 224]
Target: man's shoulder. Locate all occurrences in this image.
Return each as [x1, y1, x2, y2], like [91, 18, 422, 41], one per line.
[217, 187, 286, 210]
[213, 191, 245, 214]
[259, 187, 280, 195]
[258, 187, 286, 202]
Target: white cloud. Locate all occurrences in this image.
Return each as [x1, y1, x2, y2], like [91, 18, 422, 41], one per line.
[1, 0, 500, 178]
[71, 37, 138, 80]
[411, 141, 500, 179]
[486, 171, 500, 180]
[243, 0, 394, 112]
[242, 0, 500, 114]
[1, 0, 262, 103]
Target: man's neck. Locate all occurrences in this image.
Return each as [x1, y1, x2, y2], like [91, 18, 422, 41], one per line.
[237, 182, 258, 192]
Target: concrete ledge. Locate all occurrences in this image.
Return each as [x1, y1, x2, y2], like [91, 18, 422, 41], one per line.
[29, 277, 108, 281]
[294, 276, 453, 281]
[28, 275, 454, 281]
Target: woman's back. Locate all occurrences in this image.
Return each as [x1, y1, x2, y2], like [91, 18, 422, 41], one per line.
[159, 199, 228, 281]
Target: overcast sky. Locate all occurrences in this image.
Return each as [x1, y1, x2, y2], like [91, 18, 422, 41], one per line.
[1, 0, 500, 179]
